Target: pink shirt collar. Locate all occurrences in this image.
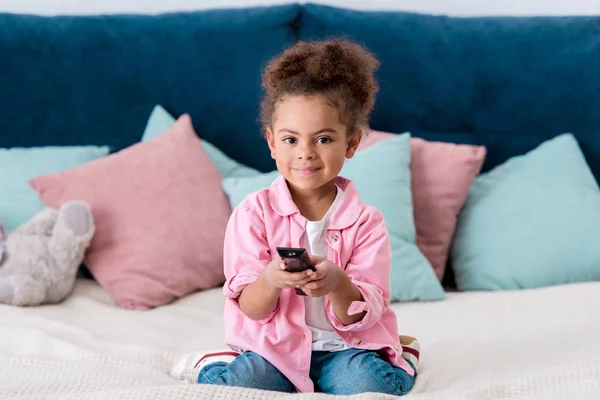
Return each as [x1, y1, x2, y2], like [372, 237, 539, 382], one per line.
[268, 175, 363, 230]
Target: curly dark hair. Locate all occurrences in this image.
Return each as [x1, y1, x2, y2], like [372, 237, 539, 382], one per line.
[260, 39, 380, 136]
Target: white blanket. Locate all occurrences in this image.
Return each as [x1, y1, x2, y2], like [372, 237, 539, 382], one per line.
[1, 280, 599, 399]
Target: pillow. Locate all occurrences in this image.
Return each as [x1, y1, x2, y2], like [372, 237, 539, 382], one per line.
[451, 133, 600, 291]
[0, 146, 109, 232]
[29, 115, 232, 310]
[360, 130, 486, 281]
[142, 105, 258, 179]
[223, 134, 446, 302]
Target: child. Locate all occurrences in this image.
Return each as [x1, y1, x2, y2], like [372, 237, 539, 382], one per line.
[171, 39, 420, 395]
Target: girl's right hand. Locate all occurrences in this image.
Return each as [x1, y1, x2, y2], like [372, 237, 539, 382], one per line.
[262, 259, 316, 290]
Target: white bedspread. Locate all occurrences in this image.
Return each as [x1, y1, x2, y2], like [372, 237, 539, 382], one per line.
[1, 280, 599, 399]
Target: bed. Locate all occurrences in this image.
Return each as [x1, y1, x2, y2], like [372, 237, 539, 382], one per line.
[1, 280, 598, 399]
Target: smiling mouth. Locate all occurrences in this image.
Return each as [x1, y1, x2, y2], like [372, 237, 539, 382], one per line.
[293, 167, 321, 175]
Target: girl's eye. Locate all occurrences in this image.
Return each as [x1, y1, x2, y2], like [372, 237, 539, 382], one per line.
[283, 137, 296, 144]
[317, 137, 332, 144]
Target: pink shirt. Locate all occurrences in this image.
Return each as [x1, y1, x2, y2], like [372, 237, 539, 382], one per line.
[222, 176, 414, 393]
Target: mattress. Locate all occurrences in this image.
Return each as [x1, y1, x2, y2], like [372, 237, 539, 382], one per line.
[1, 280, 598, 399]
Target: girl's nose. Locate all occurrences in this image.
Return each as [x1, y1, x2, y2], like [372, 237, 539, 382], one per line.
[297, 143, 316, 160]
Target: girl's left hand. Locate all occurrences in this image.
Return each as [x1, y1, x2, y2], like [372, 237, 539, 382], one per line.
[298, 257, 345, 297]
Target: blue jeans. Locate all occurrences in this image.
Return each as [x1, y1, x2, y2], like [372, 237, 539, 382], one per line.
[198, 348, 417, 396]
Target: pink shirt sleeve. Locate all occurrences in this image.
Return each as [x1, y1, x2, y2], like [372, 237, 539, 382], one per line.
[329, 225, 391, 332]
[222, 205, 279, 323]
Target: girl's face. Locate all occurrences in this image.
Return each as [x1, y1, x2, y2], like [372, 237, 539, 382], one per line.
[266, 95, 361, 194]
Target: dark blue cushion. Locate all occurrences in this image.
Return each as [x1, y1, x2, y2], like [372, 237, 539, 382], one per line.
[0, 5, 300, 172]
[299, 4, 600, 176]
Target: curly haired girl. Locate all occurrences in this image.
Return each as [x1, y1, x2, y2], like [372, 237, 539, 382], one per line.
[172, 39, 419, 396]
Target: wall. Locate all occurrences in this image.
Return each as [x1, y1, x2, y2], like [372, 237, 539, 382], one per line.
[0, 0, 599, 16]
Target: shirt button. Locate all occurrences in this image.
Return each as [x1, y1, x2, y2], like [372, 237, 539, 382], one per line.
[331, 234, 339, 241]
[355, 339, 363, 345]
[394, 345, 401, 351]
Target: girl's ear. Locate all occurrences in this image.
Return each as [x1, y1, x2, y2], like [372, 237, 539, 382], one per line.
[266, 127, 277, 160]
[345, 129, 363, 159]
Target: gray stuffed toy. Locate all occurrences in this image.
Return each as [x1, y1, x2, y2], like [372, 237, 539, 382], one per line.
[0, 201, 95, 306]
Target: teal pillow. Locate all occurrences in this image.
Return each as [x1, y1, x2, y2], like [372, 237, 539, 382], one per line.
[141, 105, 258, 179]
[222, 134, 445, 302]
[451, 133, 600, 291]
[0, 146, 110, 232]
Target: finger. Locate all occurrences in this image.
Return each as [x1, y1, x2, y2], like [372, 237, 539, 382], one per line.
[273, 271, 297, 288]
[279, 260, 287, 270]
[287, 269, 315, 281]
[281, 270, 313, 285]
[302, 279, 325, 291]
[309, 266, 326, 280]
[294, 275, 318, 287]
[282, 276, 306, 289]
[289, 273, 317, 287]
[276, 268, 303, 277]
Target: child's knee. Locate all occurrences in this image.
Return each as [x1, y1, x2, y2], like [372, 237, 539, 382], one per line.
[333, 369, 415, 396]
[366, 365, 416, 396]
[237, 370, 294, 392]
[329, 353, 416, 396]
[199, 352, 294, 393]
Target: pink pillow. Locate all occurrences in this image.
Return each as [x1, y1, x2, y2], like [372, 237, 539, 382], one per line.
[29, 115, 231, 310]
[360, 130, 486, 281]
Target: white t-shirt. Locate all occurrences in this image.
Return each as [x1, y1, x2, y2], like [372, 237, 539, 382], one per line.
[303, 186, 351, 352]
